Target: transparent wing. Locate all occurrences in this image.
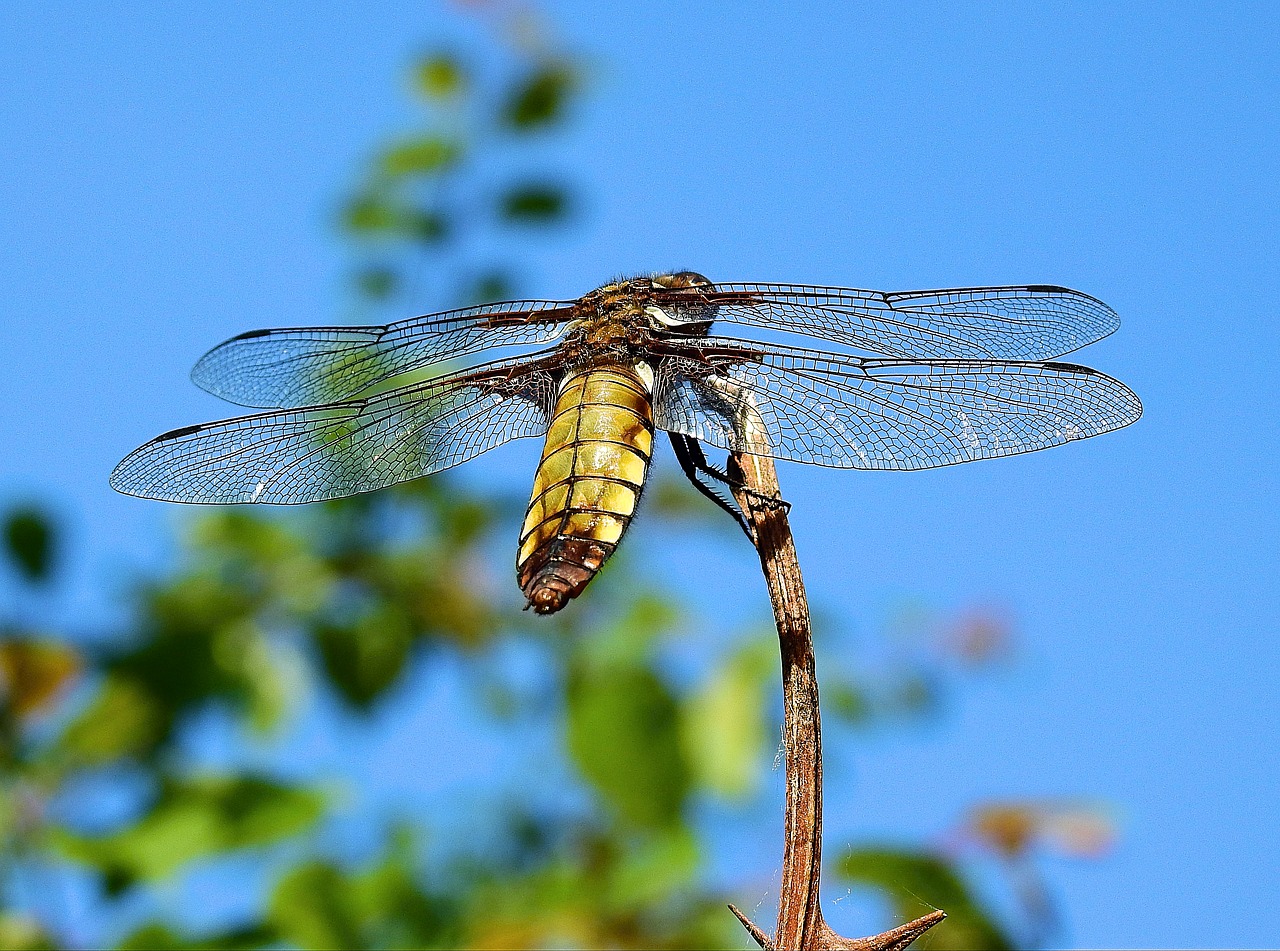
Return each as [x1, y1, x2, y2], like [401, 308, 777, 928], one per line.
[658, 283, 1120, 360]
[652, 338, 1142, 470]
[112, 355, 557, 504]
[191, 299, 577, 408]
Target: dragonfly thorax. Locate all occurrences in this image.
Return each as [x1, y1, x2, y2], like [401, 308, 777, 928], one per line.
[557, 273, 714, 369]
[558, 304, 654, 370]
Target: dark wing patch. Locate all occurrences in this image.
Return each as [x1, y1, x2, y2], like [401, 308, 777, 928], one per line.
[662, 284, 1119, 360]
[652, 338, 1141, 470]
[191, 300, 577, 408]
[113, 355, 557, 504]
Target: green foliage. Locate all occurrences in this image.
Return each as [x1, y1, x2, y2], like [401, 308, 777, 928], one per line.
[117, 923, 274, 951]
[413, 54, 466, 102]
[343, 193, 399, 233]
[54, 776, 323, 892]
[566, 652, 690, 829]
[270, 861, 391, 949]
[56, 675, 163, 763]
[354, 265, 397, 300]
[563, 598, 693, 830]
[466, 270, 514, 306]
[442, 815, 731, 949]
[379, 136, 462, 178]
[502, 62, 578, 130]
[0, 914, 55, 951]
[339, 21, 581, 309]
[314, 607, 414, 709]
[680, 639, 773, 798]
[499, 183, 569, 223]
[0, 638, 79, 724]
[3, 506, 55, 584]
[344, 195, 450, 244]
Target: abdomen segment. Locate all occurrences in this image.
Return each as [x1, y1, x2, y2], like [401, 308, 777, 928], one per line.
[517, 364, 653, 614]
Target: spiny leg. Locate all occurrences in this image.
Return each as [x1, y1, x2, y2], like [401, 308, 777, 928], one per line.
[669, 433, 789, 540]
[677, 434, 790, 514]
[669, 432, 752, 538]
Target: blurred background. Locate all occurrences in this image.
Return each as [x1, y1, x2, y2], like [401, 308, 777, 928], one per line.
[1, 1, 1277, 948]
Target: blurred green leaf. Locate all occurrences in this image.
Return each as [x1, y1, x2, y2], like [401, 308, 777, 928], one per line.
[402, 209, 449, 243]
[577, 592, 678, 670]
[888, 670, 941, 717]
[186, 510, 308, 575]
[270, 862, 362, 951]
[2, 507, 55, 584]
[607, 825, 699, 909]
[355, 266, 397, 299]
[457, 817, 732, 950]
[680, 640, 772, 798]
[0, 913, 54, 950]
[55, 775, 324, 886]
[436, 495, 494, 546]
[343, 196, 450, 244]
[825, 678, 873, 726]
[414, 54, 466, 101]
[0, 639, 79, 720]
[498, 183, 568, 223]
[117, 922, 276, 951]
[465, 271, 514, 306]
[268, 843, 461, 951]
[566, 656, 690, 829]
[343, 193, 399, 233]
[58, 675, 162, 763]
[836, 848, 1012, 950]
[644, 475, 739, 534]
[116, 924, 181, 951]
[502, 63, 577, 129]
[94, 574, 273, 753]
[354, 829, 464, 948]
[314, 603, 414, 709]
[380, 136, 462, 177]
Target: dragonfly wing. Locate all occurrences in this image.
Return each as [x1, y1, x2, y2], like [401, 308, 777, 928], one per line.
[191, 300, 577, 408]
[113, 356, 557, 503]
[687, 284, 1119, 360]
[652, 339, 1142, 470]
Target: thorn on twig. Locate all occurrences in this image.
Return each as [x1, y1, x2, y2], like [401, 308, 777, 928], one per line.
[839, 910, 948, 951]
[729, 905, 946, 951]
[729, 903, 770, 948]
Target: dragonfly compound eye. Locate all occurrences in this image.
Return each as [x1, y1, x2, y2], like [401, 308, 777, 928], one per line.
[647, 271, 718, 333]
[654, 271, 712, 289]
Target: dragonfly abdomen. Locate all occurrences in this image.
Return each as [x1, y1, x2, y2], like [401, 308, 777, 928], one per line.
[517, 364, 654, 614]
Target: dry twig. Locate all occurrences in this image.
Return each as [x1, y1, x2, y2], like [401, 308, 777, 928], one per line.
[726, 450, 945, 951]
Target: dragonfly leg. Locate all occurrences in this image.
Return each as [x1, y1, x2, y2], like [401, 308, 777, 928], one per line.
[669, 433, 790, 539]
[668, 433, 754, 539]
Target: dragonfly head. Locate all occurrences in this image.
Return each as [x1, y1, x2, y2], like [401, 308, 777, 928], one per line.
[652, 270, 712, 290]
[645, 271, 717, 336]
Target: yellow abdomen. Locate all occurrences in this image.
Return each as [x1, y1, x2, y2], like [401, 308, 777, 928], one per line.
[517, 364, 654, 614]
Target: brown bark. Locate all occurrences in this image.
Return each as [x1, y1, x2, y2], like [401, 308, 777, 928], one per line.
[726, 450, 945, 951]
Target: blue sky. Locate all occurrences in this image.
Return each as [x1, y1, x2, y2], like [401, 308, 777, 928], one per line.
[2, 1, 1278, 947]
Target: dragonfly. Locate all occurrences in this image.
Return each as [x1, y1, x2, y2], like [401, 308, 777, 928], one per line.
[111, 273, 1142, 614]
